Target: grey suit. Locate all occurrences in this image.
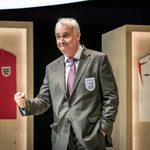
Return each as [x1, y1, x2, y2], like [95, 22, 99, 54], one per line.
[25, 46, 119, 150]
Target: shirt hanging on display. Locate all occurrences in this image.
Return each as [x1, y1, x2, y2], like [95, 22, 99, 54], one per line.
[0, 49, 16, 119]
[138, 54, 150, 122]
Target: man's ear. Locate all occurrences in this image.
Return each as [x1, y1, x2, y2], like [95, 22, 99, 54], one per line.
[76, 32, 81, 40]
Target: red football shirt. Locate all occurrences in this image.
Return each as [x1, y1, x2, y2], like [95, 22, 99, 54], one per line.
[0, 49, 16, 119]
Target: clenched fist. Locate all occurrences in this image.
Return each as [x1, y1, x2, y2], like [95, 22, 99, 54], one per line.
[14, 92, 26, 108]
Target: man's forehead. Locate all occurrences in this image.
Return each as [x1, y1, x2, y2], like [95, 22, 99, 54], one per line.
[55, 31, 69, 35]
[55, 27, 73, 35]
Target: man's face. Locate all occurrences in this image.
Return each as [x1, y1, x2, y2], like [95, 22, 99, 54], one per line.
[55, 24, 80, 58]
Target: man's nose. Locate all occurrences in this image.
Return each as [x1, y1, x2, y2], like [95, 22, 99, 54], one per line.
[60, 37, 65, 42]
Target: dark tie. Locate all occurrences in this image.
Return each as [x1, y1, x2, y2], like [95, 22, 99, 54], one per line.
[67, 58, 76, 97]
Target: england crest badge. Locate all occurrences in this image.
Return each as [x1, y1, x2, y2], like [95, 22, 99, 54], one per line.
[85, 77, 96, 91]
[1, 66, 11, 77]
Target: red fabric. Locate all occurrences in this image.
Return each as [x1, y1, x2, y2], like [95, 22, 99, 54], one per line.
[0, 49, 16, 119]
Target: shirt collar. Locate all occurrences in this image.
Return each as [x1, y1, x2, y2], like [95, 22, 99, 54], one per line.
[64, 45, 83, 63]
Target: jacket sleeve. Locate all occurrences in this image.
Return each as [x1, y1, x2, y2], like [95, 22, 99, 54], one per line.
[99, 54, 119, 136]
[24, 65, 51, 116]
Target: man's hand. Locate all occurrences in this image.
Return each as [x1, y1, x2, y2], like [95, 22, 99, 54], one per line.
[14, 92, 26, 108]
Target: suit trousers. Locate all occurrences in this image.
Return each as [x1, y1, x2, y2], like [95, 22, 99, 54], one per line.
[67, 126, 87, 150]
[67, 126, 85, 150]
[67, 126, 106, 150]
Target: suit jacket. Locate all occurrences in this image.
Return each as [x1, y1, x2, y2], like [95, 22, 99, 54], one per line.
[25, 46, 119, 150]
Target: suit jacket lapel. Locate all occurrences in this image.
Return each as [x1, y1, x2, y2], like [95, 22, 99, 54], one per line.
[70, 48, 91, 96]
[57, 56, 68, 98]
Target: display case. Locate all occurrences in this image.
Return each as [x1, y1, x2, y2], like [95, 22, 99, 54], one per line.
[0, 21, 33, 150]
[102, 25, 150, 150]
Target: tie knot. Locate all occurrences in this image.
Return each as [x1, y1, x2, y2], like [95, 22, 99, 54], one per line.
[68, 58, 75, 65]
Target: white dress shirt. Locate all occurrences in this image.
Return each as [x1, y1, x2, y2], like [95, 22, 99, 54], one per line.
[64, 45, 83, 89]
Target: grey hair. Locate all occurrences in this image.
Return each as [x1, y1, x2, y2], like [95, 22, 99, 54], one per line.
[55, 17, 80, 33]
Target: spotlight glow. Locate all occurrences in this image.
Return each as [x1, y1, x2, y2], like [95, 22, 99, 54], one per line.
[0, 0, 88, 10]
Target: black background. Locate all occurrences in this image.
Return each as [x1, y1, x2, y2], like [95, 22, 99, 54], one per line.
[0, 1, 150, 149]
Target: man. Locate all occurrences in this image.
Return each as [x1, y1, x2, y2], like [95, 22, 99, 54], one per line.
[14, 17, 119, 150]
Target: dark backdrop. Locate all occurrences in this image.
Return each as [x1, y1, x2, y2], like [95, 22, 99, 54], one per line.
[0, 1, 150, 150]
